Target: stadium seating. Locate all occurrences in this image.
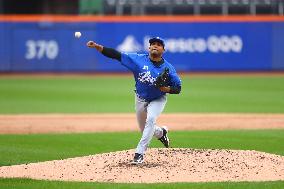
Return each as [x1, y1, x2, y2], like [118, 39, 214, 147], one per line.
[172, 0, 195, 15]
[101, 0, 284, 15]
[227, 0, 250, 15]
[254, 0, 280, 15]
[3, 0, 282, 15]
[80, 0, 103, 14]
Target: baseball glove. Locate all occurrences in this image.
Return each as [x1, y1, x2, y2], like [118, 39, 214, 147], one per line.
[154, 67, 170, 88]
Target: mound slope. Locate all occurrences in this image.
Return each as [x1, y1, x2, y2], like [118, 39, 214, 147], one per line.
[0, 148, 283, 183]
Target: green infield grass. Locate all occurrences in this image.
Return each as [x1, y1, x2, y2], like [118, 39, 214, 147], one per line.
[0, 75, 283, 113]
[0, 130, 284, 188]
[0, 178, 283, 189]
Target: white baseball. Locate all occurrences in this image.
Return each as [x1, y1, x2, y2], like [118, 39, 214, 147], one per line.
[74, 32, 81, 38]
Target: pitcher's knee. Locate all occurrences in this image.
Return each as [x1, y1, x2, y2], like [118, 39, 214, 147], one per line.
[146, 116, 156, 126]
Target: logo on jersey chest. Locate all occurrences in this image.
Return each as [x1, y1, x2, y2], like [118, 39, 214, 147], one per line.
[138, 71, 156, 85]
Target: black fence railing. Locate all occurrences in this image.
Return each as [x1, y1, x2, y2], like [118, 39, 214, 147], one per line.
[1, 0, 283, 15]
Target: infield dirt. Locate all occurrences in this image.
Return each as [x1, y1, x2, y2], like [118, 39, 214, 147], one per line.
[0, 113, 284, 134]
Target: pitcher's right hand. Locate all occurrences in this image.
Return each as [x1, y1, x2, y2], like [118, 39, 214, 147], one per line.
[87, 41, 103, 52]
[87, 41, 96, 48]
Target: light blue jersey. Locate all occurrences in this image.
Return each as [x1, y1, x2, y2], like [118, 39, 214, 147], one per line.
[121, 53, 181, 102]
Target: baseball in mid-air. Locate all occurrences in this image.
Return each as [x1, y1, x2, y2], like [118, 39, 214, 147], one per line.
[74, 32, 81, 38]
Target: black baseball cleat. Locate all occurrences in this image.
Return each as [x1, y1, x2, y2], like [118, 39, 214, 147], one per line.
[158, 127, 170, 148]
[131, 153, 144, 165]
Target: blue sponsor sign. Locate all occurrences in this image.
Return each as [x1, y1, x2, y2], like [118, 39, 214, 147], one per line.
[0, 21, 283, 72]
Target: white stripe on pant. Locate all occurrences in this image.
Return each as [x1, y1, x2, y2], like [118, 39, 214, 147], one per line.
[135, 94, 167, 155]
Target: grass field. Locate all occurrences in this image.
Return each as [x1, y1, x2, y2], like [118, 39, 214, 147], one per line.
[0, 75, 283, 113]
[0, 74, 284, 188]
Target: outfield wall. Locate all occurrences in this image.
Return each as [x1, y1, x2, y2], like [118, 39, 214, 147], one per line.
[0, 16, 284, 72]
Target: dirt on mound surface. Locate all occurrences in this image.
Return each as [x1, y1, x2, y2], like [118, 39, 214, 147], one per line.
[1, 148, 284, 183]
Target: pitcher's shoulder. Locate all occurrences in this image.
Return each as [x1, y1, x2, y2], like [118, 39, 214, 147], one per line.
[163, 60, 176, 71]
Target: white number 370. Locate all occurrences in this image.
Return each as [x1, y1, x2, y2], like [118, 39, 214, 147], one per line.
[25, 40, 59, 60]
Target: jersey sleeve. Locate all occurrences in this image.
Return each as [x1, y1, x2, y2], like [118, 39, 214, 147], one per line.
[169, 67, 182, 88]
[120, 53, 139, 72]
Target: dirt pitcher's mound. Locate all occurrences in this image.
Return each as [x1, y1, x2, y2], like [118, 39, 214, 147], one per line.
[1, 148, 284, 183]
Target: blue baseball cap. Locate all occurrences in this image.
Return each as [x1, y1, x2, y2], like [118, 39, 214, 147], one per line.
[149, 37, 165, 48]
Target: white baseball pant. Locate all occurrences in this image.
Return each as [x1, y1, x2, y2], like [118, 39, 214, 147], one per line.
[135, 94, 167, 155]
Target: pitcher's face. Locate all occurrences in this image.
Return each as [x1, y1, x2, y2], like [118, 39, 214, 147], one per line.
[149, 42, 165, 57]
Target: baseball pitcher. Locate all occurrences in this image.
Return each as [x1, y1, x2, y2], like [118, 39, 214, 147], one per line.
[87, 37, 181, 164]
